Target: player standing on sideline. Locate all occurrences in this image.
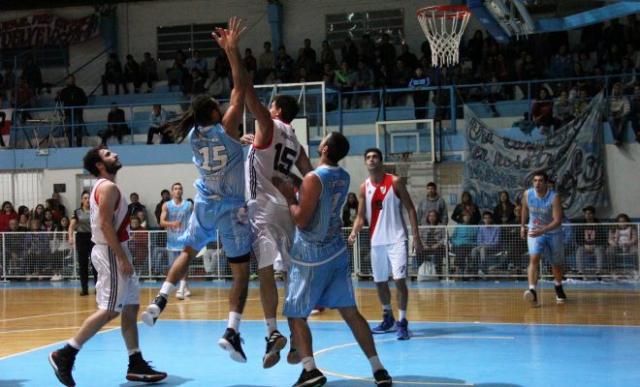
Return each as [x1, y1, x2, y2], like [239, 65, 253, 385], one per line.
[520, 170, 567, 307]
[141, 19, 253, 363]
[159, 182, 193, 300]
[274, 132, 392, 387]
[349, 148, 423, 340]
[216, 18, 313, 368]
[49, 146, 167, 387]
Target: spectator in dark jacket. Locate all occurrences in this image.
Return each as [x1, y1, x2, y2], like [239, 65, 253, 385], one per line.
[452, 191, 481, 225]
[58, 75, 88, 147]
[100, 103, 129, 145]
[575, 206, 608, 274]
[493, 191, 515, 224]
[102, 53, 129, 95]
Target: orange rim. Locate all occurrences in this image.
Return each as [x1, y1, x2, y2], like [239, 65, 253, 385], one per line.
[416, 5, 470, 19]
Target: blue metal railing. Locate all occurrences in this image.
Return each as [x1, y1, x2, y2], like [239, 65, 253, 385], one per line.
[7, 72, 632, 149]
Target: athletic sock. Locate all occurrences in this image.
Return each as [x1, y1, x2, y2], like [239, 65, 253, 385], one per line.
[228, 311, 242, 332]
[528, 284, 536, 290]
[160, 281, 175, 297]
[68, 338, 81, 351]
[179, 279, 187, 290]
[399, 309, 407, 321]
[127, 348, 140, 356]
[554, 280, 562, 287]
[302, 356, 316, 372]
[368, 355, 384, 373]
[382, 304, 392, 313]
[266, 318, 277, 335]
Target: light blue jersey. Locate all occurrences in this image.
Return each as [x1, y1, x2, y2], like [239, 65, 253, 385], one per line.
[526, 187, 564, 264]
[291, 165, 350, 264]
[526, 188, 560, 234]
[176, 124, 252, 259]
[166, 199, 192, 251]
[285, 164, 355, 318]
[189, 124, 244, 199]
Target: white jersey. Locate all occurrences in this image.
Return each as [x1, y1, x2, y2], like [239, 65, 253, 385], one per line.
[90, 178, 130, 245]
[365, 173, 407, 246]
[246, 119, 302, 206]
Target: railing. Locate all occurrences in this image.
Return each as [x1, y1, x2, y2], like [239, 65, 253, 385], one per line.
[1, 223, 638, 282]
[6, 71, 636, 149]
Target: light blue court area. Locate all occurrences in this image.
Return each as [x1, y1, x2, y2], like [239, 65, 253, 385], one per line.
[1, 321, 639, 387]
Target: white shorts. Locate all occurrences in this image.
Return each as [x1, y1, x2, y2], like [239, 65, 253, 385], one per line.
[371, 241, 408, 282]
[91, 243, 140, 312]
[249, 200, 295, 272]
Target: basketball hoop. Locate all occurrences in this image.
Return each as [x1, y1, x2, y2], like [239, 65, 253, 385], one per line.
[417, 5, 471, 67]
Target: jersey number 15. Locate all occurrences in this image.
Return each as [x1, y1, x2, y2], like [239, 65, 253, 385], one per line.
[273, 143, 297, 175]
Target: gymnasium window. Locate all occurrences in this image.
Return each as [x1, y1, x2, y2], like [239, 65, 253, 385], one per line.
[0, 170, 43, 209]
[157, 22, 227, 60]
[325, 8, 404, 48]
[0, 46, 68, 68]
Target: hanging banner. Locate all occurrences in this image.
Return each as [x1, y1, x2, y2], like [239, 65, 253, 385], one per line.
[0, 13, 100, 49]
[463, 92, 608, 219]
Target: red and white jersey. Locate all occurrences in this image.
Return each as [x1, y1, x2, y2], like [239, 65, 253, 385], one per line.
[365, 173, 407, 246]
[90, 178, 130, 244]
[246, 118, 302, 206]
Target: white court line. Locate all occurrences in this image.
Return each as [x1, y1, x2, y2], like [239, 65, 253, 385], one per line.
[0, 326, 104, 334]
[0, 327, 120, 361]
[314, 335, 514, 386]
[0, 297, 261, 323]
[318, 369, 474, 386]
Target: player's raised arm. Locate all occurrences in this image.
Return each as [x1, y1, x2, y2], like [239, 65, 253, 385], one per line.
[295, 145, 313, 176]
[213, 17, 247, 139]
[273, 172, 322, 228]
[348, 182, 367, 245]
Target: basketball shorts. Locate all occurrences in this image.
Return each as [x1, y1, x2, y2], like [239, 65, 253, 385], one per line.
[527, 232, 564, 265]
[371, 241, 408, 282]
[283, 246, 356, 318]
[248, 200, 295, 272]
[91, 243, 139, 313]
[178, 193, 252, 260]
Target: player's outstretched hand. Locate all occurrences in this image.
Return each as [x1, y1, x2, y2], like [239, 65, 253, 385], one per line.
[212, 16, 247, 50]
[413, 236, 424, 254]
[272, 176, 296, 204]
[240, 133, 254, 145]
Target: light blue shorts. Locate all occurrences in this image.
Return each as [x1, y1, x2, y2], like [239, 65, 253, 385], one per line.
[527, 232, 564, 265]
[178, 193, 252, 259]
[283, 247, 356, 318]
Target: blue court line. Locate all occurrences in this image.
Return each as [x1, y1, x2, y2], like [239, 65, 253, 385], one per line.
[0, 321, 638, 387]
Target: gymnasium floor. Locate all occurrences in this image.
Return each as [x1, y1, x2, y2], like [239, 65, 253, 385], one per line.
[1, 280, 639, 386]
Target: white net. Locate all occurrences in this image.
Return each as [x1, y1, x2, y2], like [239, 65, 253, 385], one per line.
[417, 5, 471, 67]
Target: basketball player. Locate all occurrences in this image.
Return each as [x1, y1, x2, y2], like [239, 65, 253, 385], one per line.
[49, 146, 166, 386]
[348, 148, 423, 341]
[274, 132, 392, 387]
[141, 20, 252, 363]
[520, 170, 567, 307]
[217, 18, 313, 368]
[159, 182, 192, 300]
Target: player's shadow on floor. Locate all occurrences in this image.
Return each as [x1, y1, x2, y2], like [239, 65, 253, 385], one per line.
[119, 374, 193, 386]
[0, 380, 28, 387]
[326, 376, 522, 387]
[408, 325, 491, 337]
